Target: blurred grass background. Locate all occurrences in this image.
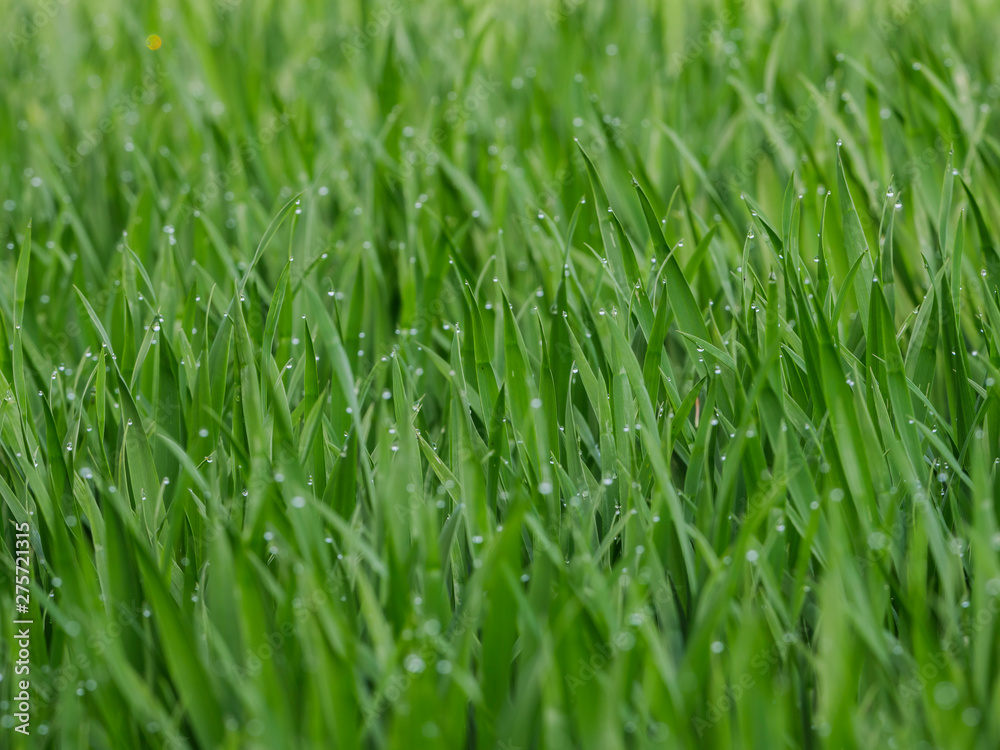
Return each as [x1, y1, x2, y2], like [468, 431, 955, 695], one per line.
[1, 0, 1000, 748]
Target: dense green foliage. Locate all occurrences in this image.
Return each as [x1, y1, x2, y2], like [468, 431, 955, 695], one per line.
[3, 0, 1000, 748]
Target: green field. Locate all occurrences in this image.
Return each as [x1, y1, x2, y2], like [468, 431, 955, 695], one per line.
[2, 0, 1000, 747]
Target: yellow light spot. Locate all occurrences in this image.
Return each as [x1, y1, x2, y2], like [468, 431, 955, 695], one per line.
[146, 34, 162, 50]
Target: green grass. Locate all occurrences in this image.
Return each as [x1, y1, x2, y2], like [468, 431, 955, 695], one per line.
[3, 0, 1000, 748]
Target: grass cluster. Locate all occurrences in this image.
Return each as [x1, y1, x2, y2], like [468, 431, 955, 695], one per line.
[2, 0, 1000, 748]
